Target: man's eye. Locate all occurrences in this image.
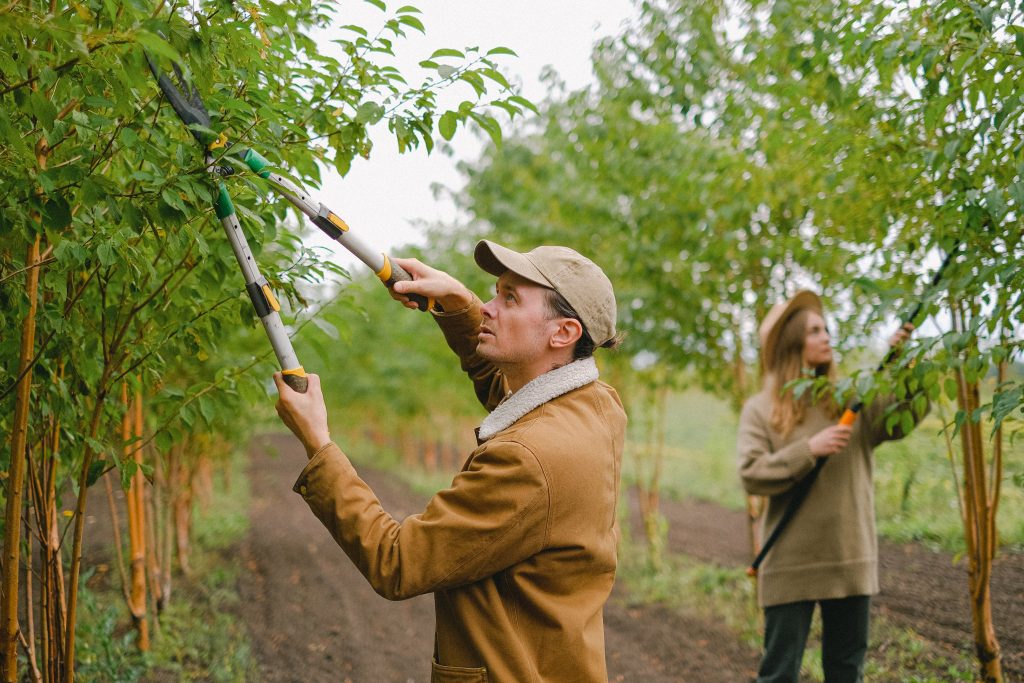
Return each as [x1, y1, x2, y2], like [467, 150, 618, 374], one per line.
[505, 292, 516, 303]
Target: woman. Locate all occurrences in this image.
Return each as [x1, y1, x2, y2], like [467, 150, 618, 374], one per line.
[737, 290, 920, 683]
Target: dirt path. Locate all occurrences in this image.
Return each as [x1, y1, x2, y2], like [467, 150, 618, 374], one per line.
[240, 434, 760, 682]
[241, 434, 1022, 681]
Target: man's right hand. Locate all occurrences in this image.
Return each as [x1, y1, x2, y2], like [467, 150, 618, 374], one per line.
[391, 257, 474, 312]
[808, 424, 853, 457]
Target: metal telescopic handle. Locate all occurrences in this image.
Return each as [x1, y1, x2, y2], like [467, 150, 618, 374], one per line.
[240, 148, 433, 312]
[214, 182, 308, 394]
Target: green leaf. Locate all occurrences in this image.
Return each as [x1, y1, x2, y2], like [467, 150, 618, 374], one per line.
[486, 46, 517, 57]
[944, 377, 959, 401]
[470, 112, 502, 146]
[42, 197, 71, 230]
[120, 459, 138, 491]
[900, 410, 914, 436]
[1012, 25, 1024, 56]
[86, 460, 109, 487]
[398, 15, 425, 33]
[481, 68, 510, 89]
[363, 0, 386, 10]
[198, 395, 215, 425]
[161, 187, 186, 212]
[134, 29, 183, 66]
[311, 316, 340, 340]
[155, 430, 173, 453]
[355, 101, 385, 124]
[97, 242, 116, 267]
[430, 48, 464, 59]
[508, 95, 538, 114]
[437, 65, 457, 80]
[439, 111, 457, 140]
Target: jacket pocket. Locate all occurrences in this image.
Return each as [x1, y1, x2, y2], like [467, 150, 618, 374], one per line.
[430, 658, 489, 683]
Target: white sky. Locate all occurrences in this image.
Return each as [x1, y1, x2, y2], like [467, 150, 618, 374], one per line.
[304, 1, 636, 270]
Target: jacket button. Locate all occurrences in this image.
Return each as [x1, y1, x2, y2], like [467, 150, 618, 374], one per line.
[299, 485, 307, 495]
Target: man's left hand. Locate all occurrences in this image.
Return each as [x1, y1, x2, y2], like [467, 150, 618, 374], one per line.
[274, 372, 332, 459]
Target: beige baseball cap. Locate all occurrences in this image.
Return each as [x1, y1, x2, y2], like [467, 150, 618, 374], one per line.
[474, 240, 617, 346]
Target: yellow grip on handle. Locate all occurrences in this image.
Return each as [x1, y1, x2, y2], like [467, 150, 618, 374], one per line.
[377, 254, 433, 312]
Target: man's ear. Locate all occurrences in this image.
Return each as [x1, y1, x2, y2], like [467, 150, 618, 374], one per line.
[549, 318, 583, 350]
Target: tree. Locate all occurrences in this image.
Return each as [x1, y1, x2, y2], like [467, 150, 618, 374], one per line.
[439, 1, 1022, 678]
[0, 1, 527, 678]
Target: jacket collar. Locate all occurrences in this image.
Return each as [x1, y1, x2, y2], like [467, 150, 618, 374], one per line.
[477, 357, 599, 443]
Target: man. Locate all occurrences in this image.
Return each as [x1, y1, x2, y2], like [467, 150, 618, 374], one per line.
[274, 240, 626, 682]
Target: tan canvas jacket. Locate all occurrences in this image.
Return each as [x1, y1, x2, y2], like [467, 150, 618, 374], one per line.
[293, 296, 627, 682]
[737, 389, 925, 608]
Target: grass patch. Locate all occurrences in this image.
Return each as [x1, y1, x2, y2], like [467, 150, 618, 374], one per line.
[76, 452, 257, 682]
[616, 533, 761, 646]
[617, 532, 977, 682]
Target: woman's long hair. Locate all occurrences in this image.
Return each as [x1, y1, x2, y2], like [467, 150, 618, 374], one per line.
[766, 308, 840, 436]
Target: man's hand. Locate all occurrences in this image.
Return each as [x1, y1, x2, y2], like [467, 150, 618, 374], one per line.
[274, 372, 332, 459]
[390, 257, 474, 312]
[808, 424, 853, 457]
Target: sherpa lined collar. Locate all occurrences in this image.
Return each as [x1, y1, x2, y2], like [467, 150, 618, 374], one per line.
[477, 357, 599, 442]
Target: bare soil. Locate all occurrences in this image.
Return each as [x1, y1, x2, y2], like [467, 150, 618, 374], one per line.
[238, 434, 1023, 682]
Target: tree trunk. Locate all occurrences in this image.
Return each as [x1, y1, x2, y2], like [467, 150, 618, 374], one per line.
[63, 389, 109, 683]
[951, 304, 1003, 681]
[1, 236, 42, 683]
[172, 448, 194, 576]
[124, 385, 149, 651]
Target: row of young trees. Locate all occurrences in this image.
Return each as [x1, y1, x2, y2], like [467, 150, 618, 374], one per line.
[2, 0, 1020, 680]
[310, 1, 1021, 680]
[0, 0, 527, 679]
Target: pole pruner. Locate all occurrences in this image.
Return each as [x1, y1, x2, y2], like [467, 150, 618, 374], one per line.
[747, 242, 962, 578]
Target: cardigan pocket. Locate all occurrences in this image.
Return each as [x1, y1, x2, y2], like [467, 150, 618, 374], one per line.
[431, 659, 489, 682]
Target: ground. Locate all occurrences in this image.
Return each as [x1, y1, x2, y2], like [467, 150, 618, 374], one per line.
[238, 433, 1023, 682]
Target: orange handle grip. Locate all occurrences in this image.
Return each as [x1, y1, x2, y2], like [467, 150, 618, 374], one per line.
[838, 409, 858, 426]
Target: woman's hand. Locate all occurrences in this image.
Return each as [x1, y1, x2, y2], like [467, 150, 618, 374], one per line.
[808, 424, 853, 457]
[274, 372, 331, 459]
[888, 322, 915, 348]
[390, 257, 474, 312]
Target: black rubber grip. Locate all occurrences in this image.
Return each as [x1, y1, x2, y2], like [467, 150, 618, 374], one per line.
[387, 262, 430, 312]
[283, 374, 308, 393]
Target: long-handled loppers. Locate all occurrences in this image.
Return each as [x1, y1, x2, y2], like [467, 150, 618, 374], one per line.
[747, 244, 961, 577]
[147, 58, 434, 392]
[147, 58, 310, 392]
[149, 58, 433, 311]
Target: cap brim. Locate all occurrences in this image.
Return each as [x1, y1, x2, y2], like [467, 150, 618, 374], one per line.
[474, 240, 553, 288]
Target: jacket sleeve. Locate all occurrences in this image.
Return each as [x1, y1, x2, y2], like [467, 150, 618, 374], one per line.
[859, 391, 930, 447]
[736, 398, 817, 496]
[293, 440, 549, 601]
[431, 295, 506, 412]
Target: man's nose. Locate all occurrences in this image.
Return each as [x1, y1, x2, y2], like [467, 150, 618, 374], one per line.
[481, 297, 496, 318]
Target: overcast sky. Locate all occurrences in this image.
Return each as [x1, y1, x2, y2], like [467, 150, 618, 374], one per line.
[305, 1, 636, 269]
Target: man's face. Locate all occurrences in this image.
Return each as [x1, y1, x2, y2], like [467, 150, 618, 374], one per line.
[477, 271, 558, 365]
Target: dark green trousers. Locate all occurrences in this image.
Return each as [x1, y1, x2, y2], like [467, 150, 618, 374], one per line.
[756, 595, 870, 683]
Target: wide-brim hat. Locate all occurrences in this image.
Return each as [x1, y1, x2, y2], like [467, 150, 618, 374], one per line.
[474, 240, 617, 346]
[759, 290, 823, 371]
